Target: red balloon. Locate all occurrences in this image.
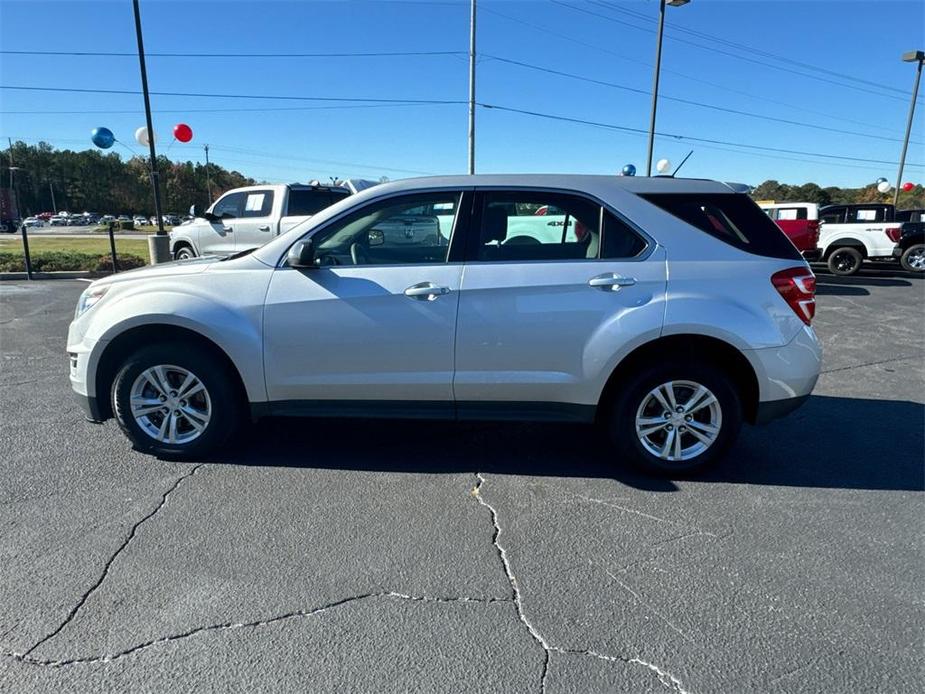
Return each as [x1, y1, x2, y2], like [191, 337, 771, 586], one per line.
[902, 182, 915, 192]
[173, 123, 193, 143]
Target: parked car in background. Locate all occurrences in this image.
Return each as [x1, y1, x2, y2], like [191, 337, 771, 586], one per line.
[69, 174, 820, 474]
[757, 202, 821, 260]
[49, 216, 68, 227]
[117, 215, 131, 223]
[22, 217, 47, 229]
[816, 203, 903, 275]
[133, 216, 148, 226]
[893, 219, 925, 272]
[169, 182, 356, 259]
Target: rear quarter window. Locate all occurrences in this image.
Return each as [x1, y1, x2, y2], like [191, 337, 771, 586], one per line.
[641, 193, 801, 260]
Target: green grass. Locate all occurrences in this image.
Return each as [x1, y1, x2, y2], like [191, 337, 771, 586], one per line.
[0, 237, 151, 257]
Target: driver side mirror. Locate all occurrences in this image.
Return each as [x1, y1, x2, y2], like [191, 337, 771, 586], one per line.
[203, 210, 222, 223]
[189, 204, 197, 217]
[287, 239, 316, 269]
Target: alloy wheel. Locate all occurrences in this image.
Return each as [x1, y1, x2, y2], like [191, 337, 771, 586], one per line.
[634, 380, 723, 462]
[907, 247, 925, 271]
[129, 364, 212, 444]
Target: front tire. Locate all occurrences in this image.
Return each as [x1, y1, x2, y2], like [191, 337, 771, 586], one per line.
[900, 244, 925, 272]
[827, 246, 863, 276]
[607, 361, 742, 475]
[174, 245, 196, 260]
[112, 343, 242, 458]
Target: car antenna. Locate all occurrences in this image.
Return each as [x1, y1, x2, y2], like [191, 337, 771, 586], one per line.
[671, 150, 694, 176]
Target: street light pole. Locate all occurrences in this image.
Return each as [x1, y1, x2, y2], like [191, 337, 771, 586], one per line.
[132, 0, 170, 263]
[204, 144, 213, 204]
[894, 50, 924, 208]
[645, 0, 689, 177]
[468, 0, 477, 175]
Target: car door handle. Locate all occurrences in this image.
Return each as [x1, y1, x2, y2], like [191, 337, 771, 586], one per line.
[588, 273, 636, 290]
[259, 225, 271, 232]
[222, 226, 233, 233]
[404, 282, 451, 300]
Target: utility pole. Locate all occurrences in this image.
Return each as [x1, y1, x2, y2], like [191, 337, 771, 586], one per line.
[49, 181, 57, 213]
[467, 0, 477, 175]
[646, 0, 690, 176]
[8, 138, 33, 280]
[132, 0, 169, 263]
[204, 144, 213, 204]
[894, 50, 924, 207]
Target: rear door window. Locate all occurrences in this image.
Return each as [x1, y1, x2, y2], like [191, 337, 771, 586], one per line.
[242, 190, 274, 218]
[287, 189, 351, 216]
[641, 193, 801, 260]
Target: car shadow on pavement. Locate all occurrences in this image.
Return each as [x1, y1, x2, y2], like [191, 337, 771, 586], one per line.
[214, 394, 924, 493]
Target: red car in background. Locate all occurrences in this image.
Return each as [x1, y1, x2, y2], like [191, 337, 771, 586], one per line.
[758, 202, 821, 261]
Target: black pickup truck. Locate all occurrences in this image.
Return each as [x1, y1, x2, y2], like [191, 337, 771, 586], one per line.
[893, 209, 924, 272]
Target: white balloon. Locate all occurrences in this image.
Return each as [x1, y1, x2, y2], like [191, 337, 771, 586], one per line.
[656, 158, 671, 174]
[877, 180, 892, 193]
[134, 126, 153, 147]
[875, 177, 887, 184]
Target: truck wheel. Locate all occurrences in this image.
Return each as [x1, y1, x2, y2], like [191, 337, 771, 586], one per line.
[174, 245, 196, 260]
[827, 247, 863, 276]
[112, 343, 242, 459]
[900, 244, 925, 272]
[606, 360, 742, 475]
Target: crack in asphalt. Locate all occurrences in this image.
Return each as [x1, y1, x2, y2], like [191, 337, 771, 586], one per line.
[4, 592, 511, 667]
[472, 473, 691, 694]
[22, 464, 205, 657]
[820, 353, 923, 374]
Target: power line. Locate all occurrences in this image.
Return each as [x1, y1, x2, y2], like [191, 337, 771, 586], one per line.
[0, 103, 455, 115]
[0, 84, 466, 105]
[0, 49, 465, 58]
[551, 0, 913, 104]
[482, 54, 922, 146]
[478, 103, 925, 168]
[595, 0, 918, 99]
[478, 4, 903, 136]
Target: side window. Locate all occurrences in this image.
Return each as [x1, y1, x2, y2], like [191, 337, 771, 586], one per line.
[242, 190, 274, 218]
[601, 211, 647, 259]
[848, 207, 883, 223]
[312, 193, 460, 266]
[477, 192, 604, 262]
[776, 207, 806, 221]
[820, 207, 846, 224]
[212, 192, 245, 220]
[288, 190, 350, 216]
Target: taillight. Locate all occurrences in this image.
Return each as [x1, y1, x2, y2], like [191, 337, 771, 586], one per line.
[885, 227, 902, 243]
[808, 219, 820, 241]
[771, 267, 816, 326]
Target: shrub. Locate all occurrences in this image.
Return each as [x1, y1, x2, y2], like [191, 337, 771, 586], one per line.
[0, 251, 147, 273]
[117, 220, 135, 231]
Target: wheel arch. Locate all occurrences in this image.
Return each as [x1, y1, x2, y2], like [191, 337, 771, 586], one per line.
[93, 324, 249, 421]
[822, 237, 869, 259]
[597, 334, 760, 424]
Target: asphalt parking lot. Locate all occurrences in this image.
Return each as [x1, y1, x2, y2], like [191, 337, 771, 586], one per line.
[0, 269, 922, 693]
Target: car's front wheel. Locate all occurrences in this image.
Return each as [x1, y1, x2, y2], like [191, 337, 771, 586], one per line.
[174, 245, 196, 260]
[827, 246, 863, 276]
[900, 244, 925, 272]
[608, 362, 742, 474]
[112, 343, 242, 458]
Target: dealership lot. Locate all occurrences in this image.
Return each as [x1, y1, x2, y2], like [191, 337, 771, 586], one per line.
[0, 272, 922, 692]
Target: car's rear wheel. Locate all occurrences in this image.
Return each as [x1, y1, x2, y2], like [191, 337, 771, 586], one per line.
[827, 246, 863, 276]
[112, 343, 241, 458]
[900, 244, 925, 272]
[174, 245, 196, 261]
[607, 362, 742, 474]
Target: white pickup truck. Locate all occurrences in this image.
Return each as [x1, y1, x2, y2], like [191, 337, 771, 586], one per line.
[817, 203, 903, 275]
[170, 181, 376, 259]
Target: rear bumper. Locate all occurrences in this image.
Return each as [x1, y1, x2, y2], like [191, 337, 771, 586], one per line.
[754, 394, 810, 424]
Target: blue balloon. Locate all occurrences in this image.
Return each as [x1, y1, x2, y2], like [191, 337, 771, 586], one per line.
[91, 127, 115, 149]
[621, 164, 636, 177]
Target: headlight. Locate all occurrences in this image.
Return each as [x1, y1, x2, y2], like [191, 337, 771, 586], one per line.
[75, 285, 110, 318]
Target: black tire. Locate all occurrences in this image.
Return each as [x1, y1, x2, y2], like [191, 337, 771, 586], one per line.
[827, 246, 863, 276]
[900, 244, 925, 273]
[607, 360, 742, 475]
[112, 342, 242, 458]
[174, 245, 196, 261]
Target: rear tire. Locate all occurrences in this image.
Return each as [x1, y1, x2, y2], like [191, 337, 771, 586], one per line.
[900, 244, 925, 272]
[607, 360, 742, 475]
[827, 246, 863, 276]
[112, 342, 242, 458]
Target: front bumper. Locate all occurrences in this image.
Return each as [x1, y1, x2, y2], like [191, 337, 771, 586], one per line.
[802, 249, 822, 262]
[892, 246, 903, 259]
[754, 393, 810, 424]
[74, 390, 105, 422]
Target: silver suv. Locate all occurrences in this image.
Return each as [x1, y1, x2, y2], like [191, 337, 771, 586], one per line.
[67, 175, 821, 474]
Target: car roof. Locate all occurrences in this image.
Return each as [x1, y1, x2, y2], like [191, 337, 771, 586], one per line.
[365, 174, 735, 197]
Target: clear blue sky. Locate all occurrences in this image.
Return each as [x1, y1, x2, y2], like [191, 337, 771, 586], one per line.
[1, 0, 923, 188]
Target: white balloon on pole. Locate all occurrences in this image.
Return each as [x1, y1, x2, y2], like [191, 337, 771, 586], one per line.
[134, 126, 153, 146]
[656, 158, 671, 174]
[877, 180, 892, 193]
